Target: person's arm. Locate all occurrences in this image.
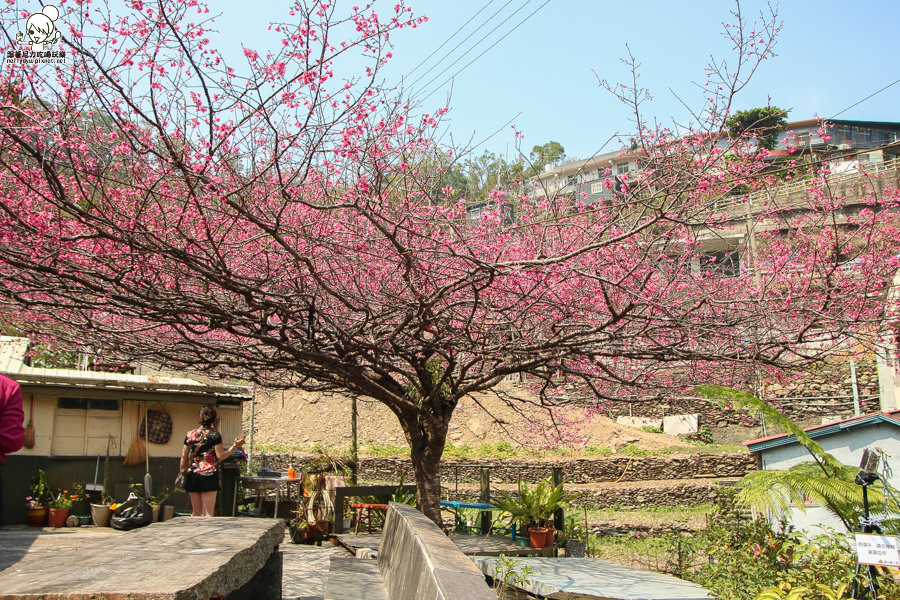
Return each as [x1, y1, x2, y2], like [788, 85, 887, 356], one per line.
[0, 378, 25, 458]
[214, 435, 246, 461]
[179, 442, 191, 471]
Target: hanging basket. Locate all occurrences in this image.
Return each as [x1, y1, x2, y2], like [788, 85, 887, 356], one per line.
[139, 403, 172, 445]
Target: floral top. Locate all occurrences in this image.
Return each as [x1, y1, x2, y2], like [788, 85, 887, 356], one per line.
[184, 427, 223, 476]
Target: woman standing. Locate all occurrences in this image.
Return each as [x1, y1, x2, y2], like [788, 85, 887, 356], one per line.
[180, 404, 245, 517]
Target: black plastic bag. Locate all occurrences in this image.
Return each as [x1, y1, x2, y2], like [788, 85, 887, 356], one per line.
[110, 493, 154, 531]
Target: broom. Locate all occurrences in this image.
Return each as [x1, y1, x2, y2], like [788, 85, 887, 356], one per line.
[123, 404, 147, 466]
[23, 395, 35, 449]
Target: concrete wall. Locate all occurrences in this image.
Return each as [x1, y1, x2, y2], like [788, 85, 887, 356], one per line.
[378, 502, 494, 600]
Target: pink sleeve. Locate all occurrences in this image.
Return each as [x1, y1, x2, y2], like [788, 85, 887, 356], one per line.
[0, 376, 26, 460]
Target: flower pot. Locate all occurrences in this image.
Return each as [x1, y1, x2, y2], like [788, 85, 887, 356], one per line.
[151, 505, 160, 522]
[48, 508, 70, 527]
[528, 527, 553, 548]
[91, 503, 112, 527]
[161, 505, 175, 521]
[26, 507, 47, 527]
[315, 519, 333, 536]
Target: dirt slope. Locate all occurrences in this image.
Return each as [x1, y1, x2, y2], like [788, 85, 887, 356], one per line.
[250, 379, 690, 454]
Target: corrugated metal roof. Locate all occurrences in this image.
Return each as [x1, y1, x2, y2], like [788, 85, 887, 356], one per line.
[0, 336, 250, 400]
[745, 411, 900, 454]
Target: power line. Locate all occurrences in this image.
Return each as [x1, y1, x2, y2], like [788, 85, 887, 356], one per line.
[829, 79, 900, 119]
[403, 0, 501, 81]
[406, 0, 521, 91]
[416, 0, 553, 105]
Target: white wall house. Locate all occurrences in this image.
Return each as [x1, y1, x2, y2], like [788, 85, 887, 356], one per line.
[745, 412, 900, 536]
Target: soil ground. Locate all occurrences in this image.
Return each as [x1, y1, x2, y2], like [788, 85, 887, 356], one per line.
[250, 379, 757, 455]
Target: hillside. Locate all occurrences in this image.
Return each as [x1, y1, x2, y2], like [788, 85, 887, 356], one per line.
[249, 379, 733, 455]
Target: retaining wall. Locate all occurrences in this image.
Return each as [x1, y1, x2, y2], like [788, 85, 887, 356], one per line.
[260, 452, 755, 485]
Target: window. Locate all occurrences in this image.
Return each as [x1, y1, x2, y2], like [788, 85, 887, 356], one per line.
[616, 162, 630, 175]
[701, 250, 740, 277]
[52, 397, 121, 455]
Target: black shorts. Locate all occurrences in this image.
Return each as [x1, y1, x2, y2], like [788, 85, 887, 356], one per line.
[185, 471, 220, 493]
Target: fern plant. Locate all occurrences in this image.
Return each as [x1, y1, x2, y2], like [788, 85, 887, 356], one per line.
[698, 385, 900, 533]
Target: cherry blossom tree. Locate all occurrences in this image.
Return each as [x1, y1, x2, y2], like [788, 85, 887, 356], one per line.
[0, 0, 898, 525]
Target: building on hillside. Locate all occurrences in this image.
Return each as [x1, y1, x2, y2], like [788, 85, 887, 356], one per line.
[0, 336, 252, 524]
[531, 119, 900, 412]
[744, 411, 900, 536]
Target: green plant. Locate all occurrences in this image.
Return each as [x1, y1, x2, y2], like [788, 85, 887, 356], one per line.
[640, 425, 664, 434]
[680, 424, 714, 445]
[686, 491, 793, 600]
[491, 554, 538, 596]
[48, 488, 77, 509]
[493, 477, 579, 530]
[28, 469, 51, 506]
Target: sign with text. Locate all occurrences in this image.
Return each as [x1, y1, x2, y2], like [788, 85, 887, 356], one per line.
[855, 533, 900, 567]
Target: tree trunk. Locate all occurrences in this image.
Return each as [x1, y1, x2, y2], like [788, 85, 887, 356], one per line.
[400, 409, 449, 529]
[410, 438, 444, 527]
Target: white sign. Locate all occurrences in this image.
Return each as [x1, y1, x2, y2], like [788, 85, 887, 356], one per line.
[855, 533, 900, 567]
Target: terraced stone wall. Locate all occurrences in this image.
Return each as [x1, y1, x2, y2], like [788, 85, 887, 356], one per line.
[263, 452, 755, 485]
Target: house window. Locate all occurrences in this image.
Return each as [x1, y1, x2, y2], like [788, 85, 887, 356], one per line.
[701, 250, 740, 277]
[52, 397, 121, 456]
[617, 163, 630, 175]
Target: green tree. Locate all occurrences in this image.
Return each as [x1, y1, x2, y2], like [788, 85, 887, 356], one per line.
[725, 106, 788, 150]
[527, 141, 566, 176]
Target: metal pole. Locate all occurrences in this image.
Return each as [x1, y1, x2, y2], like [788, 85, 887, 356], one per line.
[248, 388, 256, 472]
[851, 359, 862, 416]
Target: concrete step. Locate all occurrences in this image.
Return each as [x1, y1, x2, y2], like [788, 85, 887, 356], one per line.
[323, 556, 388, 600]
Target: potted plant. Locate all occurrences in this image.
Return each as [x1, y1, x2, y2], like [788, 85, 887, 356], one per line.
[146, 489, 170, 522]
[494, 477, 579, 548]
[47, 488, 77, 527]
[91, 495, 115, 527]
[25, 469, 52, 527]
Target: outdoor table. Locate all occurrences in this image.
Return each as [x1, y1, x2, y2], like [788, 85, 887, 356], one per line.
[234, 476, 303, 518]
[351, 502, 390, 534]
[440, 500, 498, 534]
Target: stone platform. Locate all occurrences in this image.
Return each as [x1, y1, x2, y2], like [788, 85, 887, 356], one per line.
[472, 556, 713, 600]
[0, 517, 284, 599]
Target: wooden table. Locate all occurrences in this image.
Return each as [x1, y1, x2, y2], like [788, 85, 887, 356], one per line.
[351, 503, 390, 534]
[234, 476, 303, 517]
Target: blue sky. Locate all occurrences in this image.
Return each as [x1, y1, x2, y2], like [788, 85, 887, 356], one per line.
[211, 0, 900, 161]
[9, 0, 900, 161]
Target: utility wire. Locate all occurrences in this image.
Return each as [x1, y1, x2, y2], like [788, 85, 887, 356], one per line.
[403, 0, 500, 81]
[829, 78, 900, 119]
[406, 0, 520, 91]
[416, 0, 553, 105]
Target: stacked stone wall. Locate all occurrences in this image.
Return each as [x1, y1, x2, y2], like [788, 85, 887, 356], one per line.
[259, 452, 755, 485]
[602, 359, 880, 426]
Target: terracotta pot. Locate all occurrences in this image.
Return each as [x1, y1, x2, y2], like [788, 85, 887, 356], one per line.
[528, 526, 553, 548]
[48, 508, 70, 527]
[91, 503, 112, 527]
[151, 505, 160, 522]
[315, 519, 333, 536]
[26, 507, 47, 527]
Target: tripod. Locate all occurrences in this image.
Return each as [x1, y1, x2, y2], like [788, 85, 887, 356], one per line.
[850, 470, 881, 600]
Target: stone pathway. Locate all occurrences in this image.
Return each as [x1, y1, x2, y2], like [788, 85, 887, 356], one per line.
[281, 541, 347, 600]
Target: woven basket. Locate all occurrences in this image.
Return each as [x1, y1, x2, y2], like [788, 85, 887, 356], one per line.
[139, 404, 172, 444]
